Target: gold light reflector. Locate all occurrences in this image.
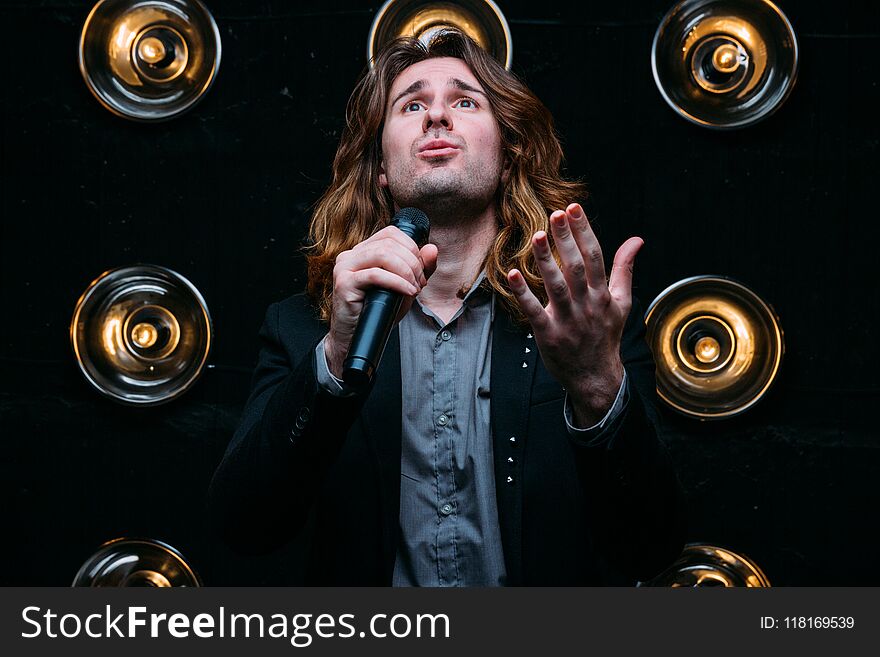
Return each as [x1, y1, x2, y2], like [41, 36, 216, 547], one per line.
[71, 264, 212, 406]
[641, 543, 771, 587]
[368, 0, 512, 69]
[645, 275, 783, 419]
[79, 0, 221, 121]
[651, 0, 798, 128]
[73, 538, 202, 587]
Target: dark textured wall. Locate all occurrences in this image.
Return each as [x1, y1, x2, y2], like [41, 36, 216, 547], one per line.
[1, 0, 878, 585]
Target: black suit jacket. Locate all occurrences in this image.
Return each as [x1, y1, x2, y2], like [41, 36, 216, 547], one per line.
[208, 292, 687, 585]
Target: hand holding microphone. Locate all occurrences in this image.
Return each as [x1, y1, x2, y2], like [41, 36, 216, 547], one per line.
[324, 208, 434, 391]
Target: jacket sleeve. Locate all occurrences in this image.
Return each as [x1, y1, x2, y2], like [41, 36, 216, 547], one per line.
[207, 301, 366, 555]
[569, 296, 688, 582]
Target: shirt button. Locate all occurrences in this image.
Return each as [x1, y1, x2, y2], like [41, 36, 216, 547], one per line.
[440, 330, 452, 341]
[437, 413, 449, 426]
[440, 503, 453, 516]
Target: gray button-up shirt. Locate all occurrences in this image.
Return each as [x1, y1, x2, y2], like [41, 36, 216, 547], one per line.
[315, 271, 627, 586]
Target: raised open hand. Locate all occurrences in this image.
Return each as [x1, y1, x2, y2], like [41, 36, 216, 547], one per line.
[507, 202, 643, 426]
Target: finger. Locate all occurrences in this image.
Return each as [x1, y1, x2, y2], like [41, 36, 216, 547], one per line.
[356, 225, 420, 256]
[507, 269, 551, 333]
[531, 230, 572, 314]
[351, 245, 423, 287]
[608, 236, 644, 302]
[350, 268, 420, 298]
[565, 203, 606, 291]
[548, 209, 588, 304]
[344, 246, 423, 288]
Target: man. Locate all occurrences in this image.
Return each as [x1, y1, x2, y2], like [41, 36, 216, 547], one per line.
[209, 30, 686, 586]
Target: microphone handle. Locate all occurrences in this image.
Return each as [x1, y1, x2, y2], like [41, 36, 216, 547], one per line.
[342, 288, 404, 392]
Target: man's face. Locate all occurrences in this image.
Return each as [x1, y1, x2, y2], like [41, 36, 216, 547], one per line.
[379, 57, 506, 220]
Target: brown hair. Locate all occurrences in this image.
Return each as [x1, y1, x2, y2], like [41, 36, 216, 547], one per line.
[305, 29, 585, 326]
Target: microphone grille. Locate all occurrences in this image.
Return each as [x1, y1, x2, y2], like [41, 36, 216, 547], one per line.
[391, 207, 430, 245]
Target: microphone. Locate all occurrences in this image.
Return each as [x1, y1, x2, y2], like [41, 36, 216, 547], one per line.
[343, 207, 431, 392]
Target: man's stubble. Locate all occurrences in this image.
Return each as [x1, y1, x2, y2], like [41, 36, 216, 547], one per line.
[385, 154, 503, 227]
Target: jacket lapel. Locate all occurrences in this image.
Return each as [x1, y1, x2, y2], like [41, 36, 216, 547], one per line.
[358, 326, 403, 583]
[490, 300, 538, 585]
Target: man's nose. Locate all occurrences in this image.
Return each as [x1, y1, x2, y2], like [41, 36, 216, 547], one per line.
[423, 103, 453, 132]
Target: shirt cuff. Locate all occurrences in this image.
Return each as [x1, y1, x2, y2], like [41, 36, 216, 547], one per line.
[315, 335, 356, 397]
[563, 370, 628, 443]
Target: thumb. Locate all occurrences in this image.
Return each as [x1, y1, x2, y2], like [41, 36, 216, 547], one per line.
[608, 236, 644, 298]
[420, 243, 439, 279]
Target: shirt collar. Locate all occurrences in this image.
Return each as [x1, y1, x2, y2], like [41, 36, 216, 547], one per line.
[412, 267, 496, 326]
[462, 268, 495, 323]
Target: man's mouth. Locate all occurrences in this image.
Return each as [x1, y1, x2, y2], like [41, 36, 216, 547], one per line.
[418, 139, 461, 159]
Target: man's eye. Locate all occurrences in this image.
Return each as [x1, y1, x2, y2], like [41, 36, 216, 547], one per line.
[456, 97, 478, 109]
[403, 101, 423, 113]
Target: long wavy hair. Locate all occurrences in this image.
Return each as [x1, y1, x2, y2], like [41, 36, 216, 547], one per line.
[305, 29, 585, 326]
